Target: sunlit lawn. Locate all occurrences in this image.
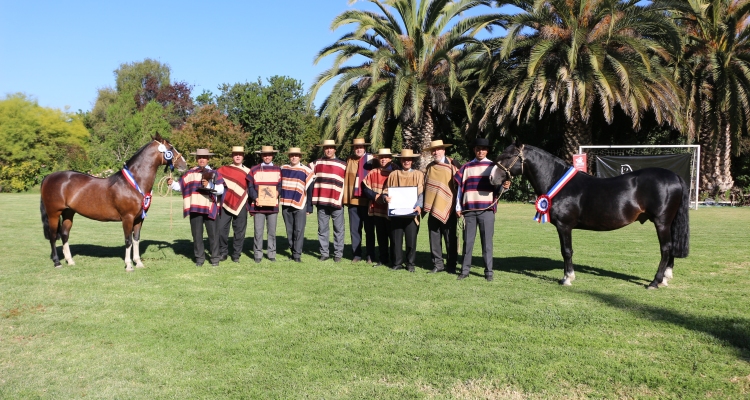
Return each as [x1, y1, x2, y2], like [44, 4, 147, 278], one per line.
[1, 193, 749, 398]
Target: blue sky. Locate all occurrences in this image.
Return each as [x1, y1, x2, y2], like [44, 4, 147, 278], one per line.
[0, 0, 501, 113]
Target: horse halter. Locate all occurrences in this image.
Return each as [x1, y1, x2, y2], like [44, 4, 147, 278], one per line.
[496, 145, 525, 181]
[155, 139, 183, 171]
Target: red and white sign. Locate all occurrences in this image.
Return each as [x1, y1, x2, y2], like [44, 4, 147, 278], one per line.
[573, 153, 587, 173]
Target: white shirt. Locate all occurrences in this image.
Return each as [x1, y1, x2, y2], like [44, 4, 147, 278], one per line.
[169, 165, 225, 195]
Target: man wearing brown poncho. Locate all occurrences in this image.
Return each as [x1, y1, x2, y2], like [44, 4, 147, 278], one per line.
[383, 149, 424, 272]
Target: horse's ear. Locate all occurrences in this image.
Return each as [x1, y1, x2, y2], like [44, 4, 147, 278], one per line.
[513, 137, 522, 148]
[153, 133, 163, 142]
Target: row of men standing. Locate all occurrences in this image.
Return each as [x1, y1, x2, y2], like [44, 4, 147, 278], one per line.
[168, 137, 503, 281]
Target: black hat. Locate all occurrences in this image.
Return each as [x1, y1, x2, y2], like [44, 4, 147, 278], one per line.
[472, 138, 491, 148]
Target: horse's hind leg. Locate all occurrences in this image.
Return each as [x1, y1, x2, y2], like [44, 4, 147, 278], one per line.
[47, 211, 63, 268]
[556, 225, 576, 286]
[132, 220, 145, 268]
[648, 221, 672, 289]
[60, 209, 76, 265]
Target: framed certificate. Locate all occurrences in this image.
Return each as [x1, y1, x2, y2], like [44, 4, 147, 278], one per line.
[387, 186, 418, 217]
[257, 185, 278, 207]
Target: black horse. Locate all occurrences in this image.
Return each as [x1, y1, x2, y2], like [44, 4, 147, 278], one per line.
[490, 143, 689, 289]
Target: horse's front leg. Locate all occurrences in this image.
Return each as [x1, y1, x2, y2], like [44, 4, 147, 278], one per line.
[132, 220, 145, 268]
[555, 224, 575, 286]
[122, 218, 135, 272]
[648, 221, 672, 289]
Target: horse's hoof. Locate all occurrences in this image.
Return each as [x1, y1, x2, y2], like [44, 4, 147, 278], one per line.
[665, 268, 673, 280]
[54, 264, 63, 269]
[66, 260, 75, 266]
[657, 280, 668, 288]
[646, 284, 659, 290]
[125, 266, 134, 272]
[559, 278, 573, 286]
[135, 262, 145, 268]
[566, 272, 576, 281]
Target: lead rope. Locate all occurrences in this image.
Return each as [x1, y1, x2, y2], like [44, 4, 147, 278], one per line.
[156, 172, 175, 231]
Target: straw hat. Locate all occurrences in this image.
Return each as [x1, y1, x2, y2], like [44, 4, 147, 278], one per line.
[190, 148, 214, 156]
[374, 148, 393, 158]
[231, 146, 245, 153]
[423, 140, 453, 151]
[255, 145, 279, 154]
[351, 138, 370, 146]
[394, 149, 418, 159]
[316, 139, 338, 147]
[286, 147, 305, 155]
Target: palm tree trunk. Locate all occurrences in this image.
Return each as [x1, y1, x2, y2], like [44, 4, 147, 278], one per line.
[563, 112, 592, 163]
[716, 122, 734, 195]
[699, 121, 734, 195]
[417, 104, 435, 170]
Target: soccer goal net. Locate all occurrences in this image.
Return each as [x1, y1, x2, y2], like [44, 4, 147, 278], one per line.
[579, 145, 700, 210]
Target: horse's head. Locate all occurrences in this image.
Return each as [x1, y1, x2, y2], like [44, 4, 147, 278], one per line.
[153, 135, 188, 172]
[489, 142, 525, 186]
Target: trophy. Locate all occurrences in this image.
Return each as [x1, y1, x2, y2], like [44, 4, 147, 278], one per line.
[197, 168, 218, 194]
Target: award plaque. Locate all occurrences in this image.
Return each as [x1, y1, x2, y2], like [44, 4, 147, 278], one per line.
[257, 185, 278, 207]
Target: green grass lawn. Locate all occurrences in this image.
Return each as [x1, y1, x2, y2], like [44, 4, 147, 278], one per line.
[1, 193, 749, 398]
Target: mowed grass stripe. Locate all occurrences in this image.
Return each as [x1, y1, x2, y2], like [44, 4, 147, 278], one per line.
[1, 193, 749, 398]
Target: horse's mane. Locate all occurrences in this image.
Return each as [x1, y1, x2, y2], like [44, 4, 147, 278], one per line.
[124, 135, 162, 167]
[526, 144, 570, 170]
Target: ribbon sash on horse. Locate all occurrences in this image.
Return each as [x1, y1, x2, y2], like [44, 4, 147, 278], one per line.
[534, 167, 577, 223]
[122, 164, 152, 219]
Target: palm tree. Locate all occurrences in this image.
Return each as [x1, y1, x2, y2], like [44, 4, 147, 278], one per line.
[654, 0, 750, 194]
[310, 0, 501, 166]
[481, 0, 683, 161]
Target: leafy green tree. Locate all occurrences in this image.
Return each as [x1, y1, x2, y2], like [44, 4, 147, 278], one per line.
[83, 59, 194, 171]
[0, 93, 89, 191]
[216, 76, 314, 160]
[482, 0, 683, 161]
[171, 105, 248, 168]
[654, 0, 750, 193]
[310, 0, 501, 166]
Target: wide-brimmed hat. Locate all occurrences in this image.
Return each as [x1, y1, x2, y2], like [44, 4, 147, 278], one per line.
[351, 138, 370, 146]
[286, 147, 305, 155]
[423, 140, 453, 151]
[255, 145, 279, 154]
[231, 146, 245, 153]
[190, 148, 214, 156]
[394, 149, 418, 159]
[374, 148, 393, 158]
[316, 139, 338, 147]
[472, 138, 491, 148]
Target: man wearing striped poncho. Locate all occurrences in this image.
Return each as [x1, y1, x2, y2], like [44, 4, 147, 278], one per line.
[247, 146, 282, 263]
[310, 140, 347, 262]
[455, 138, 501, 282]
[422, 140, 462, 275]
[217, 146, 250, 263]
[362, 148, 395, 267]
[167, 148, 225, 267]
[280, 147, 314, 263]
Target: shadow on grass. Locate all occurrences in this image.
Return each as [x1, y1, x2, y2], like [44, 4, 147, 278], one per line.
[585, 291, 750, 354]
[68, 240, 173, 259]
[494, 256, 650, 286]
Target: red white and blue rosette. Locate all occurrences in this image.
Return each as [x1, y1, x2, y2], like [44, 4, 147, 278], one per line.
[534, 195, 551, 223]
[532, 166, 577, 224]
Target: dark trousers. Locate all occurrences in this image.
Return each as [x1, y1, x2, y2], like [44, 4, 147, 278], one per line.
[282, 205, 307, 260]
[253, 212, 278, 259]
[391, 217, 419, 268]
[190, 212, 220, 265]
[428, 213, 458, 272]
[461, 210, 495, 277]
[373, 216, 392, 264]
[348, 205, 375, 259]
[218, 206, 247, 261]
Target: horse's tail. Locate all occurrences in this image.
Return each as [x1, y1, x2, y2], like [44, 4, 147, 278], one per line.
[40, 196, 52, 240]
[670, 176, 690, 258]
[40, 178, 60, 241]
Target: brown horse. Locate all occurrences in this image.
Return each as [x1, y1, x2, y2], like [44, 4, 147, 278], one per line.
[40, 135, 187, 271]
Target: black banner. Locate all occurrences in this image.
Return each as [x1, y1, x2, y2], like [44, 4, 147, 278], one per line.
[595, 154, 691, 183]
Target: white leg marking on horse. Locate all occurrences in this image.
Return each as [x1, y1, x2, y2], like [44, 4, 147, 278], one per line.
[62, 243, 75, 265]
[125, 244, 134, 272]
[658, 279, 669, 288]
[133, 239, 144, 268]
[560, 278, 573, 286]
[665, 268, 673, 280]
